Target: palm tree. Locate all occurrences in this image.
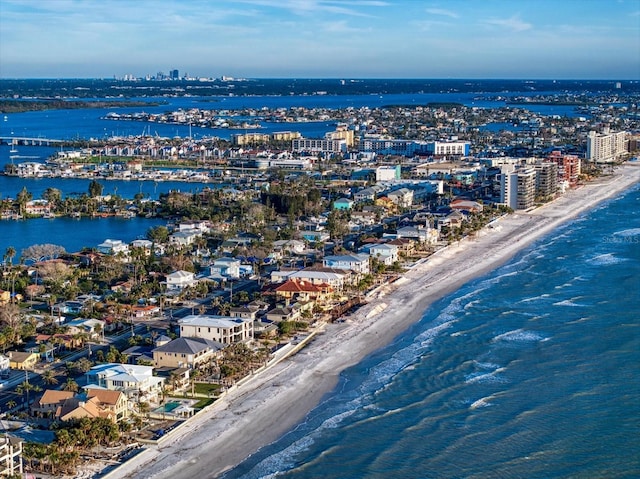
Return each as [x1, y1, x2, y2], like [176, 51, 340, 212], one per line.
[62, 378, 79, 392]
[41, 369, 59, 386]
[16, 380, 41, 407]
[3, 246, 16, 271]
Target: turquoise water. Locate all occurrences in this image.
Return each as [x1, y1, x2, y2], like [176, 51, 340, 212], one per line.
[224, 184, 640, 478]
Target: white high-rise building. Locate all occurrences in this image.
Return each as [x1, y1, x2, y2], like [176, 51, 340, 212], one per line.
[500, 166, 537, 210]
[586, 130, 627, 163]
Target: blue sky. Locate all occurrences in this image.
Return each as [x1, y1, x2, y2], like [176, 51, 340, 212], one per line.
[0, 0, 639, 79]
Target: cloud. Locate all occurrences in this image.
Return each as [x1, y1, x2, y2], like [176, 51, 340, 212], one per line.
[231, 0, 387, 17]
[483, 15, 532, 32]
[426, 7, 459, 19]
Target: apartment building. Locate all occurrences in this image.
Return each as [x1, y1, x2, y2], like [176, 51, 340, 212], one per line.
[500, 166, 537, 210]
[586, 130, 627, 163]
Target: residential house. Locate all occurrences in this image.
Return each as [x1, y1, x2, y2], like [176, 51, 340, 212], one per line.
[289, 267, 347, 291]
[97, 239, 129, 256]
[209, 257, 241, 280]
[273, 239, 306, 256]
[169, 230, 201, 247]
[165, 270, 197, 292]
[387, 188, 414, 208]
[178, 314, 253, 344]
[354, 185, 384, 202]
[31, 390, 75, 418]
[65, 318, 105, 340]
[365, 243, 399, 266]
[333, 198, 354, 210]
[275, 279, 333, 306]
[396, 225, 439, 244]
[450, 199, 484, 213]
[265, 306, 301, 323]
[153, 337, 223, 369]
[323, 254, 370, 274]
[85, 388, 129, 421]
[6, 351, 39, 370]
[387, 238, 416, 256]
[132, 304, 161, 319]
[85, 363, 165, 402]
[57, 396, 116, 423]
[229, 305, 259, 321]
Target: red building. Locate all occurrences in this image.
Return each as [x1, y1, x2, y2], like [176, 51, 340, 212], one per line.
[548, 151, 581, 187]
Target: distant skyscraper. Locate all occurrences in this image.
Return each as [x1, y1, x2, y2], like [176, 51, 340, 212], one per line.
[170, 69, 180, 80]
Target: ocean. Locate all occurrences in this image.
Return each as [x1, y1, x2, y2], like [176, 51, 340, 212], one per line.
[222, 183, 640, 478]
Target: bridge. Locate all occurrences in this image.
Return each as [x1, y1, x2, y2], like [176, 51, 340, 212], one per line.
[0, 136, 65, 146]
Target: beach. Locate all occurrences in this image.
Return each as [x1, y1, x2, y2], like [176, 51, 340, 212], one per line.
[109, 163, 640, 479]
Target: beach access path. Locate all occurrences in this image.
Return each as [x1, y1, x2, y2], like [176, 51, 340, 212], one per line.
[108, 163, 640, 479]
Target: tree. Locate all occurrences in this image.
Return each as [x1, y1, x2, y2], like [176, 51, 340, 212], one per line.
[42, 187, 62, 207]
[88, 179, 103, 198]
[21, 243, 66, 263]
[3, 246, 16, 270]
[41, 369, 59, 386]
[62, 378, 79, 392]
[146, 225, 170, 243]
[16, 186, 33, 216]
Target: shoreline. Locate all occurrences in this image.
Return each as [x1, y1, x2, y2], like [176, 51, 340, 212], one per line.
[107, 163, 640, 479]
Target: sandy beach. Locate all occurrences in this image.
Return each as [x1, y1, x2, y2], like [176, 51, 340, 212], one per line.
[107, 163, 640, 479]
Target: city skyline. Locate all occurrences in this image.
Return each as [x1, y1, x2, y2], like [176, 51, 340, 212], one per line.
[0, 0, 639, 80]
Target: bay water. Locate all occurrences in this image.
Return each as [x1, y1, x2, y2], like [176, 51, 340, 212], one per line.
[223, 184, 640, 479]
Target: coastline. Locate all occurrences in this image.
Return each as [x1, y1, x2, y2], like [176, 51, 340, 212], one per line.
[109, 163, 640, 479]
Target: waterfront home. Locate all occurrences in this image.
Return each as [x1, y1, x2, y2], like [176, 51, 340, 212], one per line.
[6, 351, 39, 370]
[323, 253, 371, 274]
[387, 237, 417, 256]
[178, 314, 253, 344]
[25, 200, 52, 216]
[265, 306, 300, 323]
[396, 225, 439, 244]
[85, 388, 129, 421]
[56, 396, 116, 422]
[165, 270, 197, 292]
[153, 337, 223, 369]
[387, 188, 414, 208]
[274, 279, 332, 306]
[97, 239, 129, 256]
[85, 363, 165, 402]
[32, 390, 75, 418]
[364, 243, 399, 265]
[289, 267, 347, 291]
